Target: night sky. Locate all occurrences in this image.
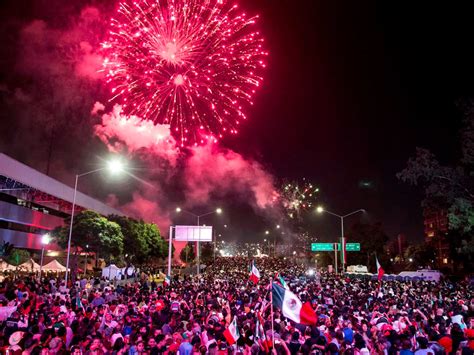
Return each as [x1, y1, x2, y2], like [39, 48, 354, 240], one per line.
[1, 0, 473, 244]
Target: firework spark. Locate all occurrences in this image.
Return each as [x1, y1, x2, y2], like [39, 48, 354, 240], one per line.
[281, 179, 319, 219]
[102, 0, 267, 146]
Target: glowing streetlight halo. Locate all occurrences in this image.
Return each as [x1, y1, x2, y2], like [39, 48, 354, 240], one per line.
[107, 158, 125, 174]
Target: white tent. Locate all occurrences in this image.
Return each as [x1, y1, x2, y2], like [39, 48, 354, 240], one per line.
[42, 259, 67, 272]
[0, 259, 16, 271]
[18, 259, 41, 272]
[101, 264, 122, 280]
[122, 265, 136, 278]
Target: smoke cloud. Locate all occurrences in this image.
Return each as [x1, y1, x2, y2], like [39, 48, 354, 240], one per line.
[184, 145, 279, 210]
[0, 5, 108, 177]
[93, 103, 179, 166]
[93, 105, 280, 230]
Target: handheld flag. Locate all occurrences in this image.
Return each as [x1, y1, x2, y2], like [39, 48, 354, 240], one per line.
[255, 311, 266, 341]
[249, 260, 260, 284]
[163, 275, 171, 287]
[275, 272, 289, 289]
[223, 316, 240, 345]
[272, 282, 317, 325]
[76, 295, 84, 310]
[376, 256, 385, 281]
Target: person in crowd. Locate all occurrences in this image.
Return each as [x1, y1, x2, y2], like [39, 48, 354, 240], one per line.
[0, 256, 472, 354]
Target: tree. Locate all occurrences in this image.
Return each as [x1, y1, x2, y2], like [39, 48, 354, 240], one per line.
[180, 242, 195, 264]
[200, 243, 214, 264]
[7, 248, 30, 266]
[108, 215, 149, 263]
[404, 244, 436, 270]
[345, 222, 390, 271]
[0, 241, 14, 258]
[52, 210, 124, 264]
[108, 215, 169, 263]
[142, 222, 168, 261]
[398, 106, 474, 270]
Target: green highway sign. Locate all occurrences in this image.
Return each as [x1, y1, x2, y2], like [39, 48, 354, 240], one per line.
[345, 243, 361, 251]
[311, 243, 335, 251]
[311, 242, 360, 252]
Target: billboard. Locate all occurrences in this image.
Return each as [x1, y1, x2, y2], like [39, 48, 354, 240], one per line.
[174, 225, 213, 242]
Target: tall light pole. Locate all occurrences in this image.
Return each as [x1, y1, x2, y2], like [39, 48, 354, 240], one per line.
[175, 207, 222, 275]
[39, 233, 50, 280]
[65, 158, 124, 284]
[214, 232, 225, 262]
[316, 206, 365, 273]
[83, 244, 89, 277]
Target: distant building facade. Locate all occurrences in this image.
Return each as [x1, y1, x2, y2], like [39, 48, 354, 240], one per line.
[0, 153, 123, 254]
[423, 208, 450, 267]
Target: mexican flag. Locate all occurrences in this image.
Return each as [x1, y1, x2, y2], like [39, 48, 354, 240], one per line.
[249, 260, 260, 284]
[272, 282, 317, 325]
[376, 256, 385, 281]
[76, 295, 84, 310]
[255, 311, 269, 352]
[163, 275, 171, 287]
[223, 316, 240, 345]
[275, 272, 289, 289]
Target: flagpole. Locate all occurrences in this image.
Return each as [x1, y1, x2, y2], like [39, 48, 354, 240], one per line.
[270, 277, 275, 351]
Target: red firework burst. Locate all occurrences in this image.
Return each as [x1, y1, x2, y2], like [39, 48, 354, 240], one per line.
[102, 0, 267, 146]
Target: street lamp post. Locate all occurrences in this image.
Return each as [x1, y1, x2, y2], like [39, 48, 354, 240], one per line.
[83, 244, 89, 277]
[39, 233, 50, 280]
[214, 233, 223, 262]
[176, 207, 222, 275]
[316, 206, 365, 273]
[65, 159, 124, 284]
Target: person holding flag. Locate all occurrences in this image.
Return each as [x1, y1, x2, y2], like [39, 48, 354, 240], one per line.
[275, 272, 289, 289]
[223, 316, 240, 345]
[249, 260, 260, 284]
[376, 255, 385, 281]
[163, 274, 171, 287]
[272, 282, 317, 325]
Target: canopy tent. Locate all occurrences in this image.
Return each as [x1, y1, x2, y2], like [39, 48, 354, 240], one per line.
[122, 265, 136, 278]
[101, 264, 122, 280]
[42, 259, 67, 272]
[18, 259, 41, 272]
[0, 259, 16, 271]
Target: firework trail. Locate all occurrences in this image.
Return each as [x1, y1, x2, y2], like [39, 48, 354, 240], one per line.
[102, 0, 267, 146]
[280, 178, 320, 219]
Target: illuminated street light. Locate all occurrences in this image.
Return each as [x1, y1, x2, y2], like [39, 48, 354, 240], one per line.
[265, 230, 269, 235]
[65, 157, 125, 284]
[107, 159, 125, 174]
[39, 233, 50, 280]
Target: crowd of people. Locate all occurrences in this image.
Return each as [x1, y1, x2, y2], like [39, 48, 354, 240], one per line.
[0, 256, 473, 354]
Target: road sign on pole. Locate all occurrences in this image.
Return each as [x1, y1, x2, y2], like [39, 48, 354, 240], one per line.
[311, 243, 335, 251]
[311, 242, 360, 252]
[345, 243, 361, 251]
